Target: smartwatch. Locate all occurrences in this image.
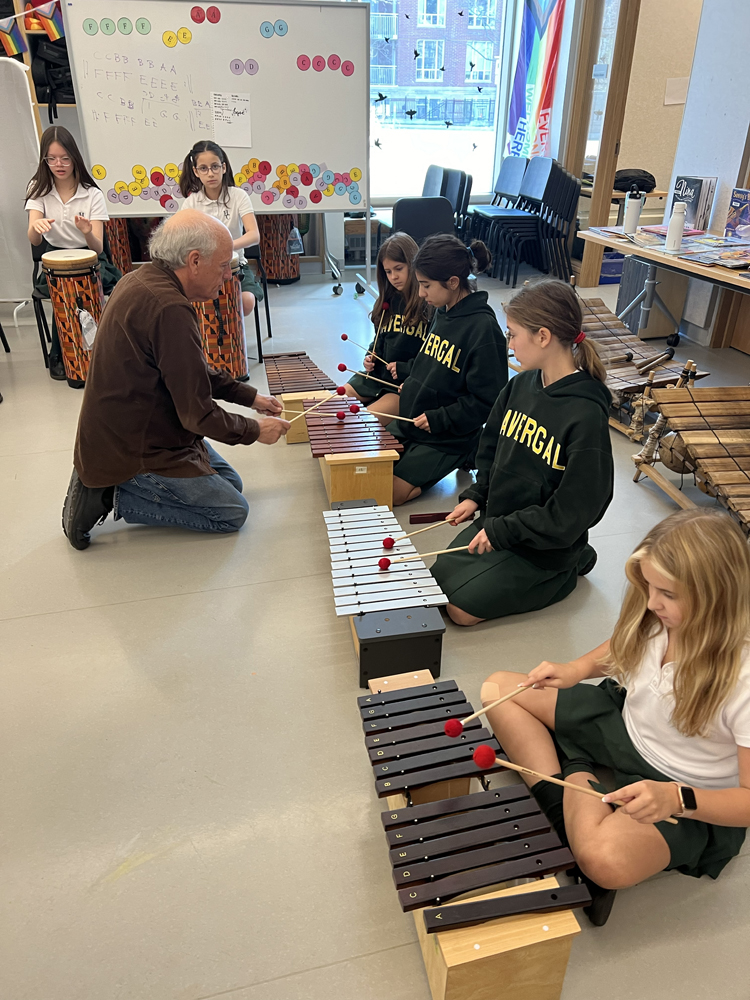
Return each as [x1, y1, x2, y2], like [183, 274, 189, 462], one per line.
[674, 784, 697, 817]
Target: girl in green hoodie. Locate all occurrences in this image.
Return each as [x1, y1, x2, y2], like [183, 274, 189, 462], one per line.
[432, 278, 614, 625]
[382, 235, 508, 506]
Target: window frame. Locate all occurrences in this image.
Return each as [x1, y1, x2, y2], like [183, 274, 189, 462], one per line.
[415, 38, 446, 82]
[417, 0, 446, 29]
[468, 0, 497, 30]
[465, 40, 495, 83]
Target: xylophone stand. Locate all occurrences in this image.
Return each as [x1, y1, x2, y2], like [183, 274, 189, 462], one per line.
[351, 607, 445, 689]
[321, 449, 401, 508]
[279, 391, 331, 444]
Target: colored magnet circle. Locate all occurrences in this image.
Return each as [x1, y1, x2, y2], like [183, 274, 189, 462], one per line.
[287, 185, 299, 198]
[106, 189, 118, 203]
[164, 163, 179, 178]
[327, 54, 341, 70]
[91, 164, 106, 180]
[117, 17, 133, 34]
[165, 198, 178, 212]
[342, 172, 351, 186]
[159, 185, 170, 197]
[261, 190, 274, 205]
[114, 180, 128, 193]
[289, 172, 301, 185]
[300, 172, 313, 186]
[334, 173, 342, 184]
[148, 187, 160, 199]
[258, 161, 271, 175]
[206, 6, 221, 23]
[252, 181, 265, 194]
[282, 194, 295, 208]
[348, 181, 359, 192]
[132, 164, 147, 180]
[100, 18, 116, 35]
[321, 170, 334, 185]
[350, 167, 362, 181]
[334, 182, 346, 196]
[139, 190, 151, 201]
[240, 182, 252, 193]
[245, 58, 259, 75]
[309, 163, 320, 177]
[163, 30, 178, 47]
[297, 54, 310, 71]
[82, 18, 98, 34]
[276, 164, 288, 178]
[295, 197, 307, 209]
[349, 190, 362, 205]
[248, 158, 260, 173]
[312, 55, 325, 72]
[136, 18, 151, 34]
[241, 164, 252, 178]
[128, 181, 142, 196]
[118, 190, 133, 205]
[159, 194, 172, 208]
[274, 19, 288, 35]
[323, 184, 334, 197]
[230, 58, 244, 75]
[234, 172, 245, 185]
[252, 172, 264, 182]
[260, 21, 274, 37]
[287, 163, 299, 174]
[279, 176, 291, 190]
[191, 6, 206, 23]
[298, 163, 309, 173]
[341, 60, 354, 76]
[315, 177, 327, 191]
[150, 171, 165, 186]
[310, 189, 322, 204]
[177, 27, 192, 43]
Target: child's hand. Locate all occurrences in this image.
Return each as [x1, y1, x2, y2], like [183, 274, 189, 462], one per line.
[446, 498, 478, 524]
[468, 528, 493, 554]
[603, 780, 681, 824]
[75, 214, 93, 235]
[413, 413, 430, 432]
[363, 355, 375, 372]
[525, 661, 585, 690]
[32, 218, 54, 235]
[386, 361, 399, 379]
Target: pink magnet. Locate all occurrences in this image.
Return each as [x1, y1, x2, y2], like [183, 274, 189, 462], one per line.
[118, 190, 133, 205]
[298, 163, 309, 173]
[312, 55, 326, 72]
[107, 189, 118, 203]
[230, 58, 244, 75]
[341, 60, 354, 76]
[282, 194, 295, 208]
[261, 190, 274, 205]
[295, 196, 307, 209]
[342, 172, 351, 186]
[297, 54, 311, 71]
[252, 181, 265, 193]
[327, 54, 341, 70]
[206, 5, 220, 23]
[334, 172, 342, 184]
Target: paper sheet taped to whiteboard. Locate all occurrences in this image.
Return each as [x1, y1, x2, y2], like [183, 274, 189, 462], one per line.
[211, 92, 252, 147]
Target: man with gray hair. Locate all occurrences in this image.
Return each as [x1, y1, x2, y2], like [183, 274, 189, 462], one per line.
[63, 209, 289, 549]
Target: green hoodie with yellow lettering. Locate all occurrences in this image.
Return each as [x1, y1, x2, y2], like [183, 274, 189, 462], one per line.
[394, 291, 508, 456]
[460, 369, 613, 570]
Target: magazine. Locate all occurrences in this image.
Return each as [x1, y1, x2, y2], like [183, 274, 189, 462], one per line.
[670, 175, 717, 230]
[724, 189, 750, 239]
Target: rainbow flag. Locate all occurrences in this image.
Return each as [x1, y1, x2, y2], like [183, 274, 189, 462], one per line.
[0, 16, 27, 56]
[506, 0, 566, 158]
[36, 1, 64, 41]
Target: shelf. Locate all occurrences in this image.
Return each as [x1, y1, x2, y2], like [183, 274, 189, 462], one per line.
[37, 102, 76, 107]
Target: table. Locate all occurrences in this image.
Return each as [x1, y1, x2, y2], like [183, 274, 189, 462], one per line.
[579, 187, 668, 225]
[579, 229, 750, 343]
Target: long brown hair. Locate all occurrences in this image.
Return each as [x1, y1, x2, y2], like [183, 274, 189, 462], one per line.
[505, 278, 608, 384]
[179, 140, 235, 210]
[605, 509, 750, 737]
[373, 232, 430, 331]
[413, 234, 491, 294]
[26, 126, 98, 201]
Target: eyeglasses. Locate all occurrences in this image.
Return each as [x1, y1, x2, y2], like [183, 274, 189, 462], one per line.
[45, 156, 72, 165]
[195, 163, 224, 175]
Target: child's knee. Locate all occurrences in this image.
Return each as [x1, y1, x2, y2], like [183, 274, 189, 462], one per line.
[576, 833, 634, 890]
[242, 292, 256, 315]
[447, 604, 482, 627]
[481, 671, 520, 705]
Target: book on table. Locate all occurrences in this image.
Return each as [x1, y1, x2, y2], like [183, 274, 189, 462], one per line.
[670, 175, 717, 230]
[725, 189, 750, 239]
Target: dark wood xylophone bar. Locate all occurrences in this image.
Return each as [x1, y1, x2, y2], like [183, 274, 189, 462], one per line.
[361, 690, 467, 720]
[365, 715, 483, 750]
[389, 811, 552, 865]
[304, 398, 403, 458]
[263, 351, 337, 395]
[369, 726, 495, 763]
[422, 884, 591, 933]
[383, 784, 538, 840]
[363, 701, 474, 735]
[358, 679, 459, 707]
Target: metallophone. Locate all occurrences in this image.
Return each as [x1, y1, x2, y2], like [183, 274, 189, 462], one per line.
[359, 670, 589, 1000]
[324, 503, 447, 685]
[308, 399, 404, 507]
[263, 350, 338, 444]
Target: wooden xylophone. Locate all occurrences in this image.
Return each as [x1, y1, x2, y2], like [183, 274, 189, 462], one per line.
[309, 401, 404, 506]
[634, 384, 750, 534]
[263, 351, 337, 396]
[324, 505, 448, 616]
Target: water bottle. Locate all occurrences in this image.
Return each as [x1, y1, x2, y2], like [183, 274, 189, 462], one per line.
[622, 183, 643, 234]
[665, 202, 686, 252]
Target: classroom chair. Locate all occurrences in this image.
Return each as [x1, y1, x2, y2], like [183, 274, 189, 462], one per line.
[422, 165, 446, 198]
[466, 156, 529, 241]
[244, 244, 273, 363]
[392, 197, 456, 245]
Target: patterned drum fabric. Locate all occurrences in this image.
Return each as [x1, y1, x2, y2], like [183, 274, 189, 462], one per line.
[258, 213, 300, 283]
[192, 254, 249, 381]
[42, 249, 105, 386]
[104, 218, 133, 274]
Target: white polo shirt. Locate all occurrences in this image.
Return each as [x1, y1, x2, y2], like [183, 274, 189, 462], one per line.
[25, 184, 109, 249]
[181, 187, 255, 263]
[621, 629, 750, 789]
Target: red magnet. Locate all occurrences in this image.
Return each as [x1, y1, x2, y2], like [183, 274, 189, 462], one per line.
[287, 185, 299, 198]
[206, 6, 221, 23]
[258, 160, 272, 176]
[310, 189, 322, 204]
[300, 172, 313, 186]
[150, 171, 165, 186]
[191, 7, 206, 23]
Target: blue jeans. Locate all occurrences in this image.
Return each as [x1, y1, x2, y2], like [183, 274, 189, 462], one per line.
[114, 442, 249, 533]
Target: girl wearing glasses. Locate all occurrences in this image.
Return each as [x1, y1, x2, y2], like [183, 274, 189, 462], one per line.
[179, 141, 262, 316]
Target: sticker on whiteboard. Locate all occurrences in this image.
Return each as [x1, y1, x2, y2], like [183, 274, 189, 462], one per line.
[258, 160, 271, 176]
[206, 6, 221, 23]
[289, 172, 301, 185]
[118, 191, 133, 205]
[350, 167, 362, 182]
[296, 197, 307, 209]
[341, 60, 355, 76]
[301, 172, 313, 186]
[114, 180, 128, 194]
[150, 170, 165, 186]
[327, 54, 341, 70]
[322, 170, 334, 185]
[348, 181, 359, 192]
[191, 6, 205, 23]
[177, 27, 192, 43]
[270, 188, 280, 201]
[106, 189, 118, 203]
[349, 190, 362, 205]
[309, 163, 320, 178]
[287, 185, 299, 198]
[334, 183, 346, 196]
[164, 163, 179, 179]
[135, 17, 150, 34]
[297, 54, 310, 71]
[162, 30, 178, 47]
[323, 184, 334, 197]
[128, 182, 142, 196]
[211, 92, 252, 147]
[312, 56, 326, 72]
[91, 164, 106, 180]
[274, 19, 288, 36]
[245, 59, 259, 75]
[132, 164, 147, 180]
[139, 190, 151, 200]
[82, 18, 98, 34]
[261, 191, 274, 205]
[310, 189, 322, 204]
[252, 181, 265, 194]
[282, 194, 295, 208]
[100, 18, 116, 35]
[117, 18, 133, 34]
[230, 58, 244, 75]
[260, 21, 274, 38]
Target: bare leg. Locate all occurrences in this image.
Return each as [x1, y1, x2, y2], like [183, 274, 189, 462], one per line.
[242, 291, 256, 316]
[446, 603, 485, 627]
[481, 672, 560, 783]
[392, 476, 421, 506]
[368, 392, 400, 426]
[344, 384, 370, 402]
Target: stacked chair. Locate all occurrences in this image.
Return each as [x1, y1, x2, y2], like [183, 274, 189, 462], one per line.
[465, 155, 528, 241]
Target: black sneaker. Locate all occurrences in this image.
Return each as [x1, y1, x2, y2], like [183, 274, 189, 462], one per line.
[577, 547, 597, 577]
[49, 358, 66, 381]
[572, 865, 617, 927]
[62, 470, 114, 550]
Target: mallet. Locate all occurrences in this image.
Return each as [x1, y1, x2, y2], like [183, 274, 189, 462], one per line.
[382, 516, 461, 549]
[286, 387, 347, 424]
[444, 684, 529, 735]
[378, 545, 471, 570]
[337, 364, 396, 389]
[472, 745, 678, 824]
[340, 334, 388, 365]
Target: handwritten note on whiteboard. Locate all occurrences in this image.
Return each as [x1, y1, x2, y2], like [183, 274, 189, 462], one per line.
[211, 92, 252, 148]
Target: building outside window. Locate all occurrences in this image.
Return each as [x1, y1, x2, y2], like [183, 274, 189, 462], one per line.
[418, 0, 446, 28]
[465, 41, 495, 82]
[415, 39, 445, 81]
[469, 0, 496, 29]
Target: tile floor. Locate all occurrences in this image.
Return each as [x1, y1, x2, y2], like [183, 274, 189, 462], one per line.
[2, 270, 750, 1000]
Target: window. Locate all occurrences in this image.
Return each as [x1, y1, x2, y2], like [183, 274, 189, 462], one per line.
[465, 41, 494, 82]
[416, 40, 445, 82]
[469, 0, 496, 29]
[418, 0, 446, 28]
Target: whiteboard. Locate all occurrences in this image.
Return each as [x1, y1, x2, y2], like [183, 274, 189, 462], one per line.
[62, 0, 369, 216]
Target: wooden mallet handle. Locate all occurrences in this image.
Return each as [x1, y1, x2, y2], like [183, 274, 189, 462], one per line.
[287, 392, 338, 424]
[342, 335, 388, 365]
[388, 545, 471, 563]
[460, 683, 529, 722]
[391, 518, 457, 543]
[341, 367, 397, 389]
[368, 410, 417, 424]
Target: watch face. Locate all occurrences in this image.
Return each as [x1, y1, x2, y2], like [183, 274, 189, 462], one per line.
[681, 786, 698, 811]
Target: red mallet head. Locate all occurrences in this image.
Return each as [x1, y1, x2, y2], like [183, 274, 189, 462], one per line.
[473, 744, 498, 770]
[349, 404, 360, 414]
[382, 537, 395, 549]
[444, 718, 464, 738]
[378, 557, 391, 570]
[336, 386, 346, 395]
[337, 363, 347, 372]
[341, 334, 349, 341]
[336, 410, 346, 420]
[381, 301, 389, 310]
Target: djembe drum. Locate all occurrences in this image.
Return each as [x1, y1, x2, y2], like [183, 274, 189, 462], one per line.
[41, 248, 105, 387]
[192, 252, 249, 381]
[104, 218, 133, 274]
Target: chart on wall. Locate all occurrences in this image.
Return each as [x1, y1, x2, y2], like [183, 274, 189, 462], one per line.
[63, 0, 369, 216]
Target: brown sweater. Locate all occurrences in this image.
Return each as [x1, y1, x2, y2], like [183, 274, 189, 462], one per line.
[74, 262, 260, 488]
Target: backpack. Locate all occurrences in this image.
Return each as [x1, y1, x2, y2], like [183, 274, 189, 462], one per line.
[31, 37, 75, 124]
[613, 169, 656, 193]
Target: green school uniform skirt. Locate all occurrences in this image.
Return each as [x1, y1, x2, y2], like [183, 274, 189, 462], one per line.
[347, 371, 398, 403]
[391, 438, 472, 492]
[240, 263, 264, 302]
[431, 518, 592, 619]
[540, 679, 746, 880]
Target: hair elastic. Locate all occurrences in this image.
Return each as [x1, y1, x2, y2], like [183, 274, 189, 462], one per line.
[467, 245, 475, 259]
[574, 332, 586, 345]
